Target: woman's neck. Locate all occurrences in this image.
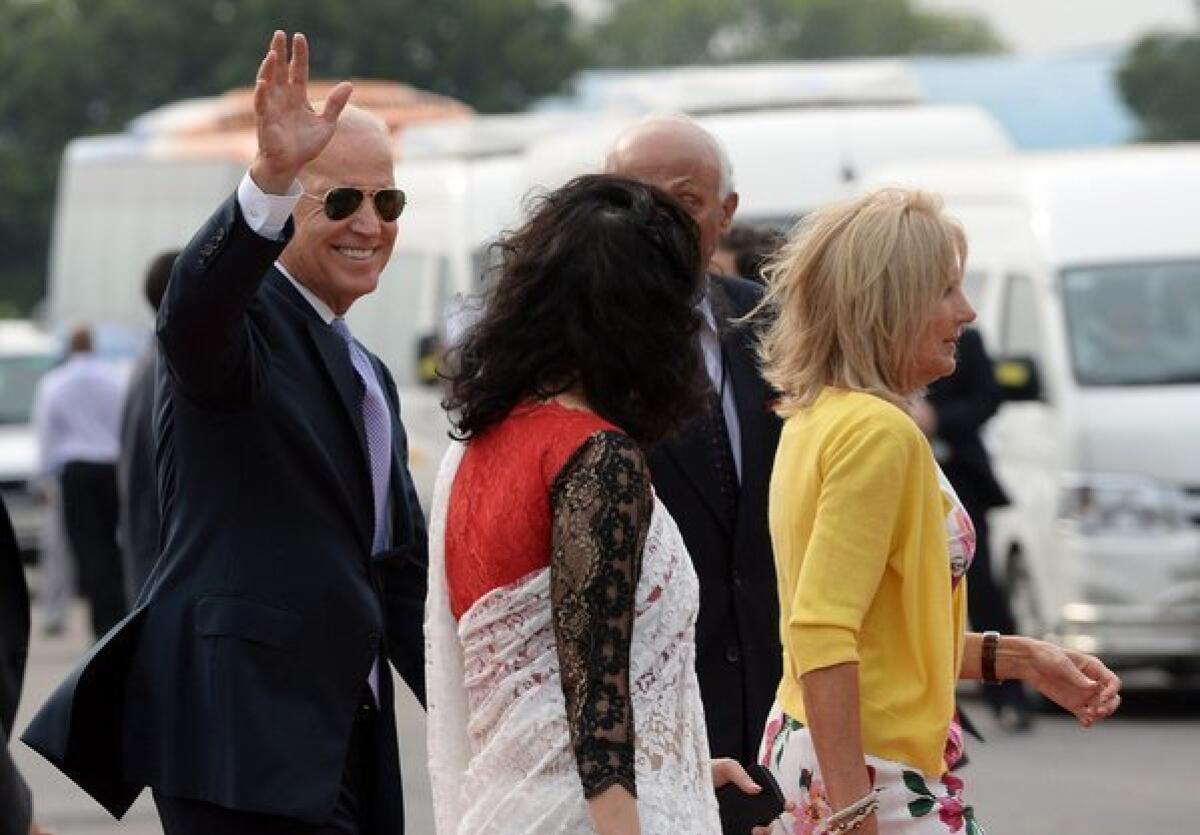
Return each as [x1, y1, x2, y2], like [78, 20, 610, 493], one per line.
[548, 388, 593, 413]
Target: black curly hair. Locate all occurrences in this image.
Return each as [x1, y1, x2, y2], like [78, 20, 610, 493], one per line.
[443, 174, 709, 445]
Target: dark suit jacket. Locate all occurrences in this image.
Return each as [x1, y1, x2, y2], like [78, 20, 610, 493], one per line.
[1, 496, 33, 835]
[647, 275, 782, 764]
[23, 195, 429, 828]
[926, 328, 1009, 516]
[117, 342, 160, 605]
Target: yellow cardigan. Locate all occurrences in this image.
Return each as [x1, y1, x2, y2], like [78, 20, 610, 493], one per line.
[770, 387, 966, 777]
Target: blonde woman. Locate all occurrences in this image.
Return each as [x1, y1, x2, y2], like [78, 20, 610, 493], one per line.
[754, 189, 1121, 834]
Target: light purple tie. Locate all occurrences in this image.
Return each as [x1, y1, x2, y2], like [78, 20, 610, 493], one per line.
[332, 317, 392, 553]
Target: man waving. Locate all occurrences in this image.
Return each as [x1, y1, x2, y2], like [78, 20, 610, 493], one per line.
[24, 32, 428, 835]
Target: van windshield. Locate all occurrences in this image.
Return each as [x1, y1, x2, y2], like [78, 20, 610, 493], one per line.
[1061, 261, 1200, 386]
[0, 353, 55, 424]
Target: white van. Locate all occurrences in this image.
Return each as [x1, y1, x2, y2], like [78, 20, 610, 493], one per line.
[872, 147, 1200, 675]
[0, 320, 58, 557]
[518, 104, 1013, 227]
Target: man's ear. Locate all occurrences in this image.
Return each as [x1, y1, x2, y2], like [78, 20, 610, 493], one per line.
[720, 192, 739, 234]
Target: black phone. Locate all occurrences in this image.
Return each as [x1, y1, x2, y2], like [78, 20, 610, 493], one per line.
[716, 762, 787, 834]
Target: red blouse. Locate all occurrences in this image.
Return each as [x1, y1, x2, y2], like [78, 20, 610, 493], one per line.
[445, 401, 617, 619]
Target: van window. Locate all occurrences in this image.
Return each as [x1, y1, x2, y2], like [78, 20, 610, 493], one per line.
[1061, 261, 1200, 386]
[0, 353, 55, 424]
[1000, 273, 1041, 358]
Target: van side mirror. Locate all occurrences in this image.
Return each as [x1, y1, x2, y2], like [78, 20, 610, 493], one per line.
[415, 333, 442, 387]
[994, 355, 1042, 402]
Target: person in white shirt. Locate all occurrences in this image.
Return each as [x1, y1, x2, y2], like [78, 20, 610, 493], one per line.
[31, 323, 127, 638]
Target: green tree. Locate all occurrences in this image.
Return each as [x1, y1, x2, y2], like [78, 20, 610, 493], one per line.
[0, 0, 585, 314]
[1117, 33, 1200, 141]
[587, 0, 1003, 67]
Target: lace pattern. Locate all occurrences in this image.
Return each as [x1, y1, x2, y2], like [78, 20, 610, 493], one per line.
[425, 439, 721, 834]
[549, 431, 650, 799]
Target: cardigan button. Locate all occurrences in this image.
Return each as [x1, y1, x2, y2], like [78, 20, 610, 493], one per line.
[725, 646, 741, 663]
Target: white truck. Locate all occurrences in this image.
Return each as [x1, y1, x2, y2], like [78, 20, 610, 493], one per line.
[871, 146, 1200, 677]
[0, 320, 58, 557]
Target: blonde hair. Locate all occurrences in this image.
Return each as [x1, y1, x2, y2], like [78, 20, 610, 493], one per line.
[756, 188, 966, 414]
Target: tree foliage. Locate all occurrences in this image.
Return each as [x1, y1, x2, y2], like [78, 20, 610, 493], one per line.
[588, 0, 1004, 68]
[0, 0, 585, 313]
[1117, 33, 1200, 142]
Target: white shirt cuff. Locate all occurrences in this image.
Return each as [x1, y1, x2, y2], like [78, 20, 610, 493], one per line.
[237, 172, 302, 241]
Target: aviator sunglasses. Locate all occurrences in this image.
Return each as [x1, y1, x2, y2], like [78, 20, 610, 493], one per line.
[301, 186, 407, 222]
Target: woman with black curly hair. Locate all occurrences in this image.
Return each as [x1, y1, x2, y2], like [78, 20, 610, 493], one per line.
[424, 174, 777, 834]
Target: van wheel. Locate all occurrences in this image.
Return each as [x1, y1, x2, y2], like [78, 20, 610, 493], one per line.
[1007, 551, 1044, 641]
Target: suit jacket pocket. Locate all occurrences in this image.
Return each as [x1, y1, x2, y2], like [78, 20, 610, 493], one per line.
[194, 595, 301, 650]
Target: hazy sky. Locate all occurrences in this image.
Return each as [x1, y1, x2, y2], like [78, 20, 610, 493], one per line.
[917, 0, 1197, 54]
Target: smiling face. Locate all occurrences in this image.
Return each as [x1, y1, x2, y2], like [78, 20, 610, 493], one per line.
[279, 121, 397, 315]
[605, 120, 738, 270]
[910, 269, 977, 388]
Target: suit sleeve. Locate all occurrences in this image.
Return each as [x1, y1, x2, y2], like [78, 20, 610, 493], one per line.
[929, 330, 1001, 440]
[376, 364, 430, 707]
[156, 193, 292, 407]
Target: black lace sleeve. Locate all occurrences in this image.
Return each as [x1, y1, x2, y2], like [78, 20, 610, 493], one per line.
[549, 429, 652, 800]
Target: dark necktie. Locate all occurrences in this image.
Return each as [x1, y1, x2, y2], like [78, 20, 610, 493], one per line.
[332, 317, 392, 552]
[707, 360, 739, 527]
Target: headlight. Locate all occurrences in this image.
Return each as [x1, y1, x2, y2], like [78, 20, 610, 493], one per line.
[1058, 473, 1187, 533]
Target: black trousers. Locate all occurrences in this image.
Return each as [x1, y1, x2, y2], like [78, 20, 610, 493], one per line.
[59, 461, 126, 637]
[154, 694, 381, 834]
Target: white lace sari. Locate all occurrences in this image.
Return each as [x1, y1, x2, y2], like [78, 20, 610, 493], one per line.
[425, 441, 721, 834]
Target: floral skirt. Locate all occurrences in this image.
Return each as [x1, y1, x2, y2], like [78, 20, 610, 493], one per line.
[758, 702, 986, 834]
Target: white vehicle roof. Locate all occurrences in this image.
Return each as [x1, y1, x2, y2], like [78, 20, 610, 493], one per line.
[868, 144, 1200, 267]
[399, 111, 596, 160]
[583, 60, 922, 114]
[520, 104, 1012, 222]
[0, 320, 57, 356]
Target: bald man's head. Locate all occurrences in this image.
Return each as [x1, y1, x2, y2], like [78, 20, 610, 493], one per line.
[67, 323, 94, 354]
[605, 116, 738, 270]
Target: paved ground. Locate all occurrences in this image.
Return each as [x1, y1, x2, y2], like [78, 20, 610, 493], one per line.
[12, 601, 1198, 834]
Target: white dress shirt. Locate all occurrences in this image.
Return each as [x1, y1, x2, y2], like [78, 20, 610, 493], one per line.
[32, 354, 127, 478]
[697, 296, 743, 481]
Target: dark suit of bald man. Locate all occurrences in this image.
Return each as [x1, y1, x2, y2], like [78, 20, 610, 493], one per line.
[646, 274, 783, 764]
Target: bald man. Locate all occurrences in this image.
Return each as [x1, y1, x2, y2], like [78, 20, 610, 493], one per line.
[25, 33, 428, 834]
[607, 117, 783, 765]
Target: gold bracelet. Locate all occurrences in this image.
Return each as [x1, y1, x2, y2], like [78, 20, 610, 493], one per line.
[824, 793, 880, 834]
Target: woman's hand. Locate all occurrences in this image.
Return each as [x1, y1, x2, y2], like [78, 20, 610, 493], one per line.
[1019, 641, 1122, 727]
[711, 758, 794, 834]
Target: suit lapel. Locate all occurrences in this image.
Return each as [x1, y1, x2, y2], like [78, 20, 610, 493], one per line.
[662, 419, 734, 536]
[722, 311, 773, 500]
[305, 318, 376, 551]
[658, 280, 742, 535]
[269, 271, 374, 549]
[306, 318, 370, 458]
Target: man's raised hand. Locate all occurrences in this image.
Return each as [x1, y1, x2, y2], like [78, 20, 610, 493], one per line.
[250, 31, 353, 194]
